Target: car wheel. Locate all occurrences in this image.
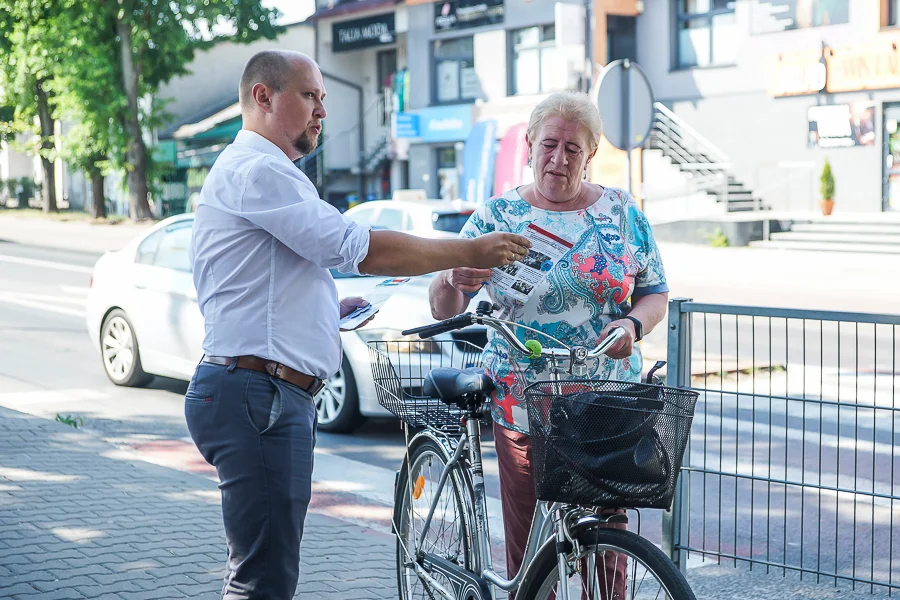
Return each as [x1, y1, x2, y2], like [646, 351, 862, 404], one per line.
[316, 355, 365, 433]
[100, 309, 152, 387]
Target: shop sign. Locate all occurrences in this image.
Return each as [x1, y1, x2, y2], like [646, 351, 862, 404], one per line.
[768, 49, 826, 97]
[826, 43, 900, 93]
[394, 113, 420, 138]
[332, 13, 395, 53]
[751, 0, 849, 34]
[434, 0, 503, 32]
[415, 104, 473, 143]
[807, 102, 875, 148]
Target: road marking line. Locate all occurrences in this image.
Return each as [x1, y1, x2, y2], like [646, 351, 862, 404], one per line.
[0, 254, 94, 274]
[0, 293, 85, 318]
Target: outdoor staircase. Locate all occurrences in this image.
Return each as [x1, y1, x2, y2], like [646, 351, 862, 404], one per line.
[646, 103, 764, 213]
[749, 219, 900, 254]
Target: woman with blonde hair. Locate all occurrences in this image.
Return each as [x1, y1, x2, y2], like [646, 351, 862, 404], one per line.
[429, 91, 670, 598]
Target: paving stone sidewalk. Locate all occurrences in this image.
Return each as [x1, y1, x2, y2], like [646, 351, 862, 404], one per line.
[0, 407, 397, 599]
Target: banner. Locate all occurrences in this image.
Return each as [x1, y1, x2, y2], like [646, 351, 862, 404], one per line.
[461, 120, 498, 205]
[493, 123, 531, 197]
[807, 102, 875, 148]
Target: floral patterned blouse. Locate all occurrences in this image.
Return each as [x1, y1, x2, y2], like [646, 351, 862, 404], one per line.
[459, 186, 668, 434]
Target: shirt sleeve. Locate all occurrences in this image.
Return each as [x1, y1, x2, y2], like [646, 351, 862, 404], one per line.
[458, 202, 495, 240]
[238, 157, 370, 274]
[622, 193, 668, 297]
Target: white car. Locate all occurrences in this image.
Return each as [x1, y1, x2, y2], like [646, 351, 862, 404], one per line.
[85, 213, 487, 433]
[343, 198, 477, 239]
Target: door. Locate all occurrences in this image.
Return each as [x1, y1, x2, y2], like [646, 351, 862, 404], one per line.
[131, 220, 204, 378]
[883, 103, 900, 211]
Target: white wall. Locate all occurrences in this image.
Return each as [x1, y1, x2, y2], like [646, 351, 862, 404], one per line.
[157, 23, 316, 131]
[636, 1, 894, 213]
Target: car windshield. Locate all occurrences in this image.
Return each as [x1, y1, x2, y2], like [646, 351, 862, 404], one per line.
[432, 211, 473, 234]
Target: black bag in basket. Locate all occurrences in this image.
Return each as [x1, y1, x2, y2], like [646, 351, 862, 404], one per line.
[543, 386, 670, 487]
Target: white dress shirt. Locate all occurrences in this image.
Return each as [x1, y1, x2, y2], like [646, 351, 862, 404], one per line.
[190, 130, 371, 379]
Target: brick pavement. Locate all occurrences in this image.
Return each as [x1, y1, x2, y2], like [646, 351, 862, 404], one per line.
[0, 407, 397, 599]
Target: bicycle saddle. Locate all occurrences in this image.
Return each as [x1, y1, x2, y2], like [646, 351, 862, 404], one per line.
[424, 367, 494, 406]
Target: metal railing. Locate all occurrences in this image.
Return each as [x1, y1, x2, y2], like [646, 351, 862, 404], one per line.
[663, 298, 900, 595]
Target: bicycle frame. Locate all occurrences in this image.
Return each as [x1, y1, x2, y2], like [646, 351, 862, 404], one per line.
[404, 423, 561, 600]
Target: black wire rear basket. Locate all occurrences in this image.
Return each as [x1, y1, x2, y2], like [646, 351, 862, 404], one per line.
[525, 379, 699, 509]
[368, 339, 485, 432]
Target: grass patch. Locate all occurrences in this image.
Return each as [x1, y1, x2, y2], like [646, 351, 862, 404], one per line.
[55, 414, 84, 429]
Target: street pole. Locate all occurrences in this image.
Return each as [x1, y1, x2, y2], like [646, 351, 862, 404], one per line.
[583, 0, 593, 93]
[622, 58, 632, 194]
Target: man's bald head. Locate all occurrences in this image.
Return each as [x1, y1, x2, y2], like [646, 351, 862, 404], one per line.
[239, 50, 314, 110]
[237, 50, 327, 161]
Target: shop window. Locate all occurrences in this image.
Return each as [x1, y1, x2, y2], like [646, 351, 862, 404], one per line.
[433, 37, 477, 104]
[510, 25, 565, 96]
[675, 0, 737, 69]
[436, 146, 460, 201]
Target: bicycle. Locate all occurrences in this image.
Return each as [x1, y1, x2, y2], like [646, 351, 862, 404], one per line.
[368, 301, 700, 600]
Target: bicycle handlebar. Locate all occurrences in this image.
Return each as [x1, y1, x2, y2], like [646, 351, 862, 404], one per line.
[400, 310, 627, 362]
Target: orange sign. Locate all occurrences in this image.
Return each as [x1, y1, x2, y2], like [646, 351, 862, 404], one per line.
[826, 42, 900, 93]
[590, 137, 642, 208]
[767, 49, 826, 97]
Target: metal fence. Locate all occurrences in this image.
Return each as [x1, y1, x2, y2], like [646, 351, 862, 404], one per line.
[662, 298, 900, 594]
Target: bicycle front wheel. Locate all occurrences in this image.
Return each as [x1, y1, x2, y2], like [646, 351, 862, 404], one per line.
[517, 527, 695, 600]
[394, 436, 475, 600]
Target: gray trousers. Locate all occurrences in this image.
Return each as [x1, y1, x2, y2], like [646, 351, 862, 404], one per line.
[185, 361, 317, 600]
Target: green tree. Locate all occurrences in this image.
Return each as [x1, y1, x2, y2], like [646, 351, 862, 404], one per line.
[0, 0, 64, 213]
[54, 0, 127, 219]
[104, 0, 283, 220]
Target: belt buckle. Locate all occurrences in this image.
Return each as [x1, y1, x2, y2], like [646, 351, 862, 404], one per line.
[263, 361, 279, 377]
[310, 379, 326, 397]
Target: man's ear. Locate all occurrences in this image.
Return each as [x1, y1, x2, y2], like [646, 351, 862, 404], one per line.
[252, 83, 274, 113]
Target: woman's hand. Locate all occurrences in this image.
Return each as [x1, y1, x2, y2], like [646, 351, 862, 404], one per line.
[599, 319, 636, 360]
[445, 267, 494, 295]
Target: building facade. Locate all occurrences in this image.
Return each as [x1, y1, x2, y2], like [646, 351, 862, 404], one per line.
[637, 0, 900, 215]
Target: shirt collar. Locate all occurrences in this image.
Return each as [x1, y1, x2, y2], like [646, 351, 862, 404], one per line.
[234, 130, 296, 166]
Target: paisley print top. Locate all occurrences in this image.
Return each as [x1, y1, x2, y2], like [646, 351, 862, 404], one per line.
[459, 186, 668, 433]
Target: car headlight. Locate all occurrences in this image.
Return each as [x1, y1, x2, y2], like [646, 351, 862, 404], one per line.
[357, 329, 444, 354]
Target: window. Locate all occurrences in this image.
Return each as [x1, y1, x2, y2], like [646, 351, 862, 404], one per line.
[432, 211, 473, 233]
[375, 208, 405, 230]
[436, 146, 460, 201]
[433, 37, 477, 104]
[153, 225, 193, 272]
[891, 0, 900, 26]
[346, 205, 380, 227]
[675, 0, 737, 69]
[511, 25, 564, 96]
[136, 229, 165, 265]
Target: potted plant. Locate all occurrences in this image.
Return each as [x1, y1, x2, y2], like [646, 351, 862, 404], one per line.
[820, 159, 835, 216]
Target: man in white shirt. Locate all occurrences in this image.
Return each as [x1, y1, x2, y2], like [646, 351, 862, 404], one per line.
[185, 50, 530, 600]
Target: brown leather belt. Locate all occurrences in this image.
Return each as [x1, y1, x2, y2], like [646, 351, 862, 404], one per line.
[202, 355, 326, 397]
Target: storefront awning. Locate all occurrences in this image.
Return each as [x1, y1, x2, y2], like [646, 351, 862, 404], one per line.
[172, 102, 242, 141]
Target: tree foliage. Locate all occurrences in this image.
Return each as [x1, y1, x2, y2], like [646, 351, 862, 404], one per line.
[0, 0, 284, 219]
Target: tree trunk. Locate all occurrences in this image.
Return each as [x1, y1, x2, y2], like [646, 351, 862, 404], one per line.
[116, 14, 152, 221]
[90, 168, 106, 219]
[35, 80, 57, 213]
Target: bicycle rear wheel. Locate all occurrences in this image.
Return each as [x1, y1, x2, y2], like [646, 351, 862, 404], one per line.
[517, 527, 695, 600]
[394, 437, 475, 600]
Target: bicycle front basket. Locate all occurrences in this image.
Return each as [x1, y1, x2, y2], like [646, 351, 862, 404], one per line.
[368, 339, 485, 432]
[525, 379, 699, 509]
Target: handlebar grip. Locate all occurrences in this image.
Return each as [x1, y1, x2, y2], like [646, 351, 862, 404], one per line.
[401, 314, 474, 339]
